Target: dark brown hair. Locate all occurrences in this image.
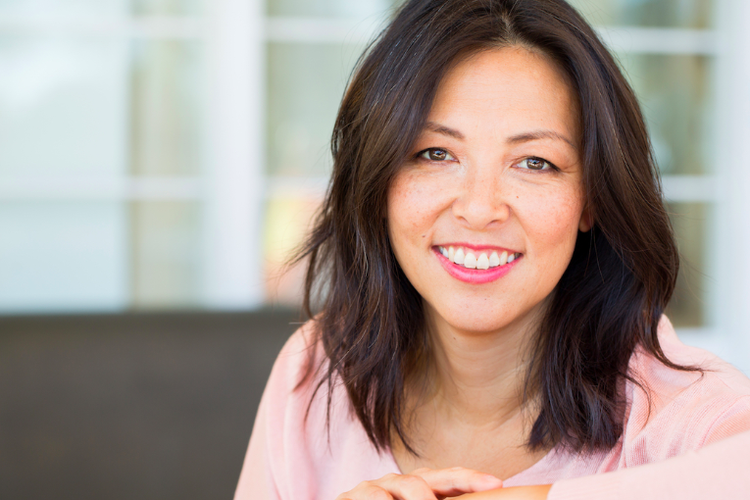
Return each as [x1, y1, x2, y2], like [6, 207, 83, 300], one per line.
[297, 0, 691, 454]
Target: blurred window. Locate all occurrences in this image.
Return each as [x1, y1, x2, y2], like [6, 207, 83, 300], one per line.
[262, 0, 718, 330]
[0, 0, 743, 367]
[0, 0, 207, 312]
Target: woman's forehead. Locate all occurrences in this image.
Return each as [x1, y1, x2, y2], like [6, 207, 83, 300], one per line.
[424, 47, 581, 147]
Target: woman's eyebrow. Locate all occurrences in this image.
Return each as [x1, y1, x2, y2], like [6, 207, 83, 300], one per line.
[424, 123, 576, 149]
[507, 130, 577, 149]
[424, 121, 465, 140]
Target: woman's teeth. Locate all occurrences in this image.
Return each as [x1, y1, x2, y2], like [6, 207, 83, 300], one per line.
[438, 246, 520, 270]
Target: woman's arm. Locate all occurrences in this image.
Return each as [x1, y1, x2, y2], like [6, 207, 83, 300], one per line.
[457, 485, 552, 500]
[549, 429, 750, 500]
[458, 429, 750, 500]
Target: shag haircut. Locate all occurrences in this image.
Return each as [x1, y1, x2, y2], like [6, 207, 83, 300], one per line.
[296, 0, 692, 454]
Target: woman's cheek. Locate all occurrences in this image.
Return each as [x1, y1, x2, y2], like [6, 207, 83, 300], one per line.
[517, 186, 584, 251]
[389, 171, 455, 230]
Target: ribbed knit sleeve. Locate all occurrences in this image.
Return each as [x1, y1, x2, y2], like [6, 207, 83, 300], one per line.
[549, 429, 750, 500]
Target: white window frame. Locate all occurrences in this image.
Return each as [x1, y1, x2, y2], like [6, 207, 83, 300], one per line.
[713, 0, 750, 373]
[261, 13, 750, 372]
[0, 2, 748, 374]
[0, 3, 267, 311]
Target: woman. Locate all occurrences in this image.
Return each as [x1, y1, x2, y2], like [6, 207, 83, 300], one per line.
[236, 0, 750, 499]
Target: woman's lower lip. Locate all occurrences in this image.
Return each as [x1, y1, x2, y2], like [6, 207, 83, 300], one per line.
[434, 248, 519, 284]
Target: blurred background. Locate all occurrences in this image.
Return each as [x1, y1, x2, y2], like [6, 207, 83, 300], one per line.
[1, 0, 749, 498]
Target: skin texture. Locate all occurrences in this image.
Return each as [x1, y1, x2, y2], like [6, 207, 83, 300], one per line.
[388, 45, 588, 348]
[341, 46, 587, 499]
[334, 467, 504, 500]
[459, 485, 553, 500]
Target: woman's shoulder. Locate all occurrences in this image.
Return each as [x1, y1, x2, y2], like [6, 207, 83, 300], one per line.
[265, 319, 325, 397]
[622, 315, 750, 459]
[264, 318, 358, 429]
[254, 319, 338, 465]
[631, 316, 750, 401]
[252, 318, 398, 499]
[500, 318, 750, 484]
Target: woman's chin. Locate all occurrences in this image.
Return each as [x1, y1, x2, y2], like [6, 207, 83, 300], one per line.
[425, 297, 548, 339]
[431, 308, 528, 337]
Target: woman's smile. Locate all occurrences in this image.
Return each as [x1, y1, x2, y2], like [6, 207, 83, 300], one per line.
[387, 46, 591, 334]
[433, 245, 522, 284]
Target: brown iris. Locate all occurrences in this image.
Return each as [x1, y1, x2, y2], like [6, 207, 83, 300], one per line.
[428, 149, 448, 161]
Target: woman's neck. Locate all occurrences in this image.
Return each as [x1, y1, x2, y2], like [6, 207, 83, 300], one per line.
[393, 305, 548, 478]
[416, 303, 541, 426]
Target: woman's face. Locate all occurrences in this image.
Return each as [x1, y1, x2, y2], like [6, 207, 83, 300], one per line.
[387, 46, 590, 335]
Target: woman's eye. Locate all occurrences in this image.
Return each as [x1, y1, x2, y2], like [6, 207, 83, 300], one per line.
[419, 148, 455, 162]
[517, 157, 552, 170]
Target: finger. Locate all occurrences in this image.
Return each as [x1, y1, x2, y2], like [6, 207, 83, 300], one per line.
[377, 473, 439, 500]
[339, 475, 435, 500]
[411, 467, 503, 497]
[335, 483, 393, 500]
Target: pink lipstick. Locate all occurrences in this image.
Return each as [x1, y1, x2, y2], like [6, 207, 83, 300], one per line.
[433, 245, 521, 284]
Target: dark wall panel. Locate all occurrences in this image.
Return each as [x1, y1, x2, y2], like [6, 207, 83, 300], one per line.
[0, 310, 300, 500]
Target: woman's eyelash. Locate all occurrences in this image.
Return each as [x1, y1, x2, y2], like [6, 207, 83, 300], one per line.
[415, 150, 559, 171]
[517, 157, 559, 171]
[417, 148, 455, 162]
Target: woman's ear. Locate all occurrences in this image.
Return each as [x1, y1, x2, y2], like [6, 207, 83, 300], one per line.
[578, 205, 593, 232]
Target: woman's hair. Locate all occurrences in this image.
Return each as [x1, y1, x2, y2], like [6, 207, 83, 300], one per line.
[296, 0, 690, 454]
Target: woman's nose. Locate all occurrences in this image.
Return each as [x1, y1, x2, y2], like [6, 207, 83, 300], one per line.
[451, 167, 511, 229]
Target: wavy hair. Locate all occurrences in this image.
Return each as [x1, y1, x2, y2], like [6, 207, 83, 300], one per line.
[295, 0, 693, 454]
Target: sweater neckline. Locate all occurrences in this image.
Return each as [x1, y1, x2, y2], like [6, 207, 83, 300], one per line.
[383, 442, 558, 485]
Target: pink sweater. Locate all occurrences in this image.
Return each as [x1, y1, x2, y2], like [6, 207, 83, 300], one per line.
[235, 317, 750, 500]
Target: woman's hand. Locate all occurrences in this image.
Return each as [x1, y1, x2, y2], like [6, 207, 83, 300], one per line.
[334, 467, 503, 500]
[456, 485, 552, 500]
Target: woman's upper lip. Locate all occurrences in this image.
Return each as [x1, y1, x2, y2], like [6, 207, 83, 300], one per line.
[435, 242, 521, 254]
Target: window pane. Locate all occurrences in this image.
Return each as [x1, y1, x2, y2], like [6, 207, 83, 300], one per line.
[569, 0, 713, 29]
[665, 202, 711, 328]
[267, 0, 395, 18]
[0, 202, 128, 312]
[131, 201, 202, 309]
[130, 40, 205, 176]
[0, 0, 203, 16]
[263, 195, 321, 305]
[617, 53, 712, 175]
[131, 0, 204, 16]
[266, 42, 364, 177]
[0, 0, 128, 16]
[0, 37, 129, 178]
